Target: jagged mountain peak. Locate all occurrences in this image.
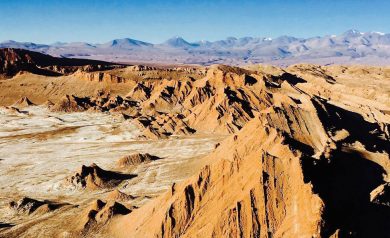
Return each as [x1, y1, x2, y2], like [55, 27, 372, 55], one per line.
[1, 30, 390, 65]
[342, 29, 364, 37]
[162, 36, 197, 47]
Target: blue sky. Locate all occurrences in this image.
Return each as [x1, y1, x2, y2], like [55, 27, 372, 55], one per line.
[0, 0, 389, 44]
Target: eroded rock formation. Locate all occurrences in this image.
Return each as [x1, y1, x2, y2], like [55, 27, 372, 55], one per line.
[9, 197, 68, 216]
[64, 163, 136, 190]
[117, 153, 161, 169]
[77, 199, 131, 232]
[0, 52, 389, 237]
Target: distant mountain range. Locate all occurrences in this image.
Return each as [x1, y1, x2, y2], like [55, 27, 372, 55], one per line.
[1, 30, 390, 66]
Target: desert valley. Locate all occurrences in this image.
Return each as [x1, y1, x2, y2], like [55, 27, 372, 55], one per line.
[0, 46, 388, 237]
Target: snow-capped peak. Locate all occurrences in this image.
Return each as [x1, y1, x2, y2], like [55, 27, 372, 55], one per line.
[372, 31, 385, 36]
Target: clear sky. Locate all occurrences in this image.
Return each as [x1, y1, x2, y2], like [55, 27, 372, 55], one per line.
[0, 0, 389, 44]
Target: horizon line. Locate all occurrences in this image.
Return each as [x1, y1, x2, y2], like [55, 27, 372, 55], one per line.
[0, 29, 388, 46]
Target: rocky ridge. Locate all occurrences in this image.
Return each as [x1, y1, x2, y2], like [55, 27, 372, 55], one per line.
[0, 48, 120, 79]
[0, 51, 389, 237]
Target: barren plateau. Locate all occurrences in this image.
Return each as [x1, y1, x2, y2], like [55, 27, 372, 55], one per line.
[0, 48, 389, 238]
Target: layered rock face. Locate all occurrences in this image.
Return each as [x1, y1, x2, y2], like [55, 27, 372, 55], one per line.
[111, 118, 324, 238]
[105, 65, 389, 237]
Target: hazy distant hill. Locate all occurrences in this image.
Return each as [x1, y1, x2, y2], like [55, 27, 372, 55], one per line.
[2, 30, 390, 66]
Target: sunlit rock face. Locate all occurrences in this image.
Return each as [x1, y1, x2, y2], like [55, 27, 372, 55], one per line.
[0, 50, 389, 237]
